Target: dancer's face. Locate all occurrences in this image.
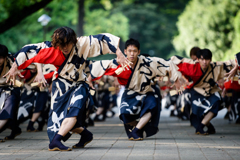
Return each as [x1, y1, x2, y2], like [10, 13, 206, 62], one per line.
[124, 45, 140, 65]
[198, 56, 211, 72]
[59, 43, 74, 55]
[191, 55, 197, 61]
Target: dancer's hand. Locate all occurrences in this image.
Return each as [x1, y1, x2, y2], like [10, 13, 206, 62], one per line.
[3, 62, 24, 85]
[116, 47, 132, 70]
[224, 59, 238, 83]
[34, 73, 47, 87]
[34, 63, 47, 87]
[172, 78, 183, 94]
[87, 75, 95, 89]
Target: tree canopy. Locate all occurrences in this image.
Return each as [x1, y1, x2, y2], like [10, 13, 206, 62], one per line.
[0, 0, 189, 60]
[173, 0, 240, 61]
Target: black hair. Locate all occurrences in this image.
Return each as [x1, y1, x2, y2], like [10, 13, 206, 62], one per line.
[125, 38, 140, 50]
[0, 44, 8, 57]
[196, 48, 212, 60]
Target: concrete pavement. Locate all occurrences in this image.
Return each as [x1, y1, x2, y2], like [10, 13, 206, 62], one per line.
[0, 110, 240, 160]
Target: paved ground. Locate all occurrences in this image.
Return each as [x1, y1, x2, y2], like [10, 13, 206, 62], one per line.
[0, 109, 240, 160]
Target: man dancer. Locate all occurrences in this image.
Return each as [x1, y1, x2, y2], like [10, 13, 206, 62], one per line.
[88, 38, 182, 140]
[225, 52, 240, 123]
[171, 49, 235, 135]
[4, 27, 129, 151]
[176, 46, 201, 120]
[0, 44, 21, 142]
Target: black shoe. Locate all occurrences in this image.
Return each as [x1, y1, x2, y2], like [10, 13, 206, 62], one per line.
[195, 123, 208, 135]
[36, 120, 45, 131]
[124, 124, 134, 139]
[129, 127, 143, 141]
[207, 123, 216, 134]
[73, 128, 93, 148]
[27, 121, 36, 132]
[48, 134, 72, 151]
[4, 127, 22, 140]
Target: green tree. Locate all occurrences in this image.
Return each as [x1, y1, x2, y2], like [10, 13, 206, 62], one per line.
[173, 0, 240, 61]
[111, 0, 189, 59]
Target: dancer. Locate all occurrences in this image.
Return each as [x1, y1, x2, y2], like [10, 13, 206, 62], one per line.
[88, 38, 182, 140]
[4, 27, 129, 151]
[171, 49, 235, 135]
[0, 44, 21, 142]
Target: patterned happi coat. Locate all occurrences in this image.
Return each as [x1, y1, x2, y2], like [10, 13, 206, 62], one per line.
[171, 55, 235, 128]
[90, 55, 181, 137]
[14, 33, 120, 142]
[0, 55, 21, 121]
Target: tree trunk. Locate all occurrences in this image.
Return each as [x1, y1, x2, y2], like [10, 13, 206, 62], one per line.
[77, 0, 84, 37]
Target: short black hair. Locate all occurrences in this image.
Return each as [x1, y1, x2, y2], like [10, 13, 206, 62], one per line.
[196, 48, 212, 60]
[0, 44, 8, 57]
[125, 38, 140, 50]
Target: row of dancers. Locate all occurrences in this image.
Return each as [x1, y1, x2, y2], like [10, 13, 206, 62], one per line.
[0, 26, 239, 151]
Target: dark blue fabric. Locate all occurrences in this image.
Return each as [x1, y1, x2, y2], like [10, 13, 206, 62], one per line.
[120, 87, 161, 138]
[47, 79, 94, 142]
[0, 87, 21, 120]
[190, 89, 221, 129]
[34, 91, 49, 113]
[17, 89, 35, 123]
[98, 90, 110, 109]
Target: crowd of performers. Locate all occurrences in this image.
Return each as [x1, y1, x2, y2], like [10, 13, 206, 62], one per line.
[0, 26, 240, 151]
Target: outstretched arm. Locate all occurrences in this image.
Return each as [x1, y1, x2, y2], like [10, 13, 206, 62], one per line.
[4, 41, 52, 85]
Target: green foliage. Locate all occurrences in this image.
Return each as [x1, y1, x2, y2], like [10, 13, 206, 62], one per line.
[111, 0, 189, 59]
[0, 0, 38, 21]
[0, 0, 78, 53]
[173, 0, 240, 61]
[84, 6, 129, 41]
[0, 0, 189, 61]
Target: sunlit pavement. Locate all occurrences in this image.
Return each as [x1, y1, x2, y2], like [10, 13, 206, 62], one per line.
[0, 107, 240, 160]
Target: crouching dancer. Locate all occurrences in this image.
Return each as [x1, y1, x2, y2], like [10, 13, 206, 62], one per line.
[0, 44, 22, 142]
[171, 49, 235, 135]
[88, 38, 182, 140]
[4, 27, 129, 151]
